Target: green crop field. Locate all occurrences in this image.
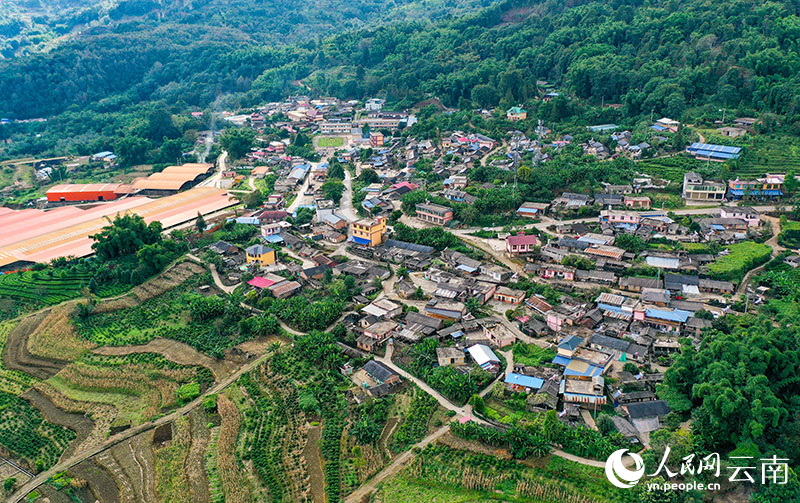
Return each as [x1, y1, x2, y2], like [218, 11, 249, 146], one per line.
[0, 391, 75, 470]
[0, 269, 129, 321]
[317, 137, 345, 148]
[635, 156, 707, 185]
[375, 444, 623, 503]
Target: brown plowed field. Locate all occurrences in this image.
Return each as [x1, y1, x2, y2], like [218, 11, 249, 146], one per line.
[21, 388, 94, 460]
[3, 310, 66, 379]
[70, 458, 121, 503]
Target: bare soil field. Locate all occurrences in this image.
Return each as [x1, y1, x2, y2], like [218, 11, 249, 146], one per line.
[93, 337, 236, 381]
[21, 388, 94, 459]
[3, 310, 66, 379]
[303, 425, 325, 503]
[70, 458, 121, 503]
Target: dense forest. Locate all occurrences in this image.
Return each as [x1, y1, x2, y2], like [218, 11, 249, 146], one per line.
[3, 0, 800, 121]
[1, 0, 498, 59]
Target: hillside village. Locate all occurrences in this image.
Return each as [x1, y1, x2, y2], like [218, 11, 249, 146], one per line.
[1, 90, 800, 503]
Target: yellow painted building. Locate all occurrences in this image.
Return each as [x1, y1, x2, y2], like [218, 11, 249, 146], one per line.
[246, 244, 276, 267]
[351, 217, 386, 246]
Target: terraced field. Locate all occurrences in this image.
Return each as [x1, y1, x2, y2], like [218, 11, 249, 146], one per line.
[0, 269, 128, 320]
[0, 391, 76, 471]
[0, 321, 38, 394]
[235, 365, 312, 503]
[635, 156, 707, 185]
[40, 353, 214, 430]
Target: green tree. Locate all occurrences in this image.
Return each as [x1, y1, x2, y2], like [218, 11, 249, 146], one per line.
[115, 135, 151, 166]
[195, 212, 207, 233]
[220, 127, 255, 159]
[321, 180, 345, 203]
[90, 214, 163, 260]
[616, 234, 646, 254]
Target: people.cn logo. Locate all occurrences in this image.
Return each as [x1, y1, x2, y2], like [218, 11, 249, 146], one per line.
[605, 449, 646, 489]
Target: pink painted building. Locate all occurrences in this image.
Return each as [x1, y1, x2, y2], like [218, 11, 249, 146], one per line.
[506, 233, 540, 255]
[540, 264, 576, 281]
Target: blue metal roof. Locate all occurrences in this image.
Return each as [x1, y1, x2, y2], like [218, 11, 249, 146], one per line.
[504, 373, 544, 389]
[552, 355, 572, 366]
[645, 308, 692, 323]
[456, 264, 478, 273]
[564, 364, 604, 378]
[263, 234, 284, 243]
[688, 143, 741, 154]
[351, 236, 371, 245]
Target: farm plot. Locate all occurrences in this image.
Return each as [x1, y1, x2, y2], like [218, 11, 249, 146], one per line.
[68, 458, 121, 503]
[3, 310, 69, 380]
[0, 320, 38, 394]
[0, 268, 129, 321]
[0, 390, 76, 471]
[375, 444, 621, 503]
[77, 271, 252, 357]
[154, 416, 193, 503]
[90, 429, 158, 503]
[26, 302, 95, 362]
[43, 353, 214, 430]
[235, 364, 312, 503]
[635, 156, 706, 185]
[151, 407, 213, 503]
[213, 394, 254, 503]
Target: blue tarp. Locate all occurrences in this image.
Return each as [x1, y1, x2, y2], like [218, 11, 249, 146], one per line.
[552, 355, 572, 366]
[350, 236, 371, 245]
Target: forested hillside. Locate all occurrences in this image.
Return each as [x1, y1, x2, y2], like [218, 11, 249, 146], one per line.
[2, 0, 800, 157]
[1, 0, 498, 59]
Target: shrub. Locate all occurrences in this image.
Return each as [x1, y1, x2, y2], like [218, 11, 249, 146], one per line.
[177, 382, 201, 403]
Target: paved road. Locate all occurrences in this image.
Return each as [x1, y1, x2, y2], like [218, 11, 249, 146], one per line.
[287, 162, 324, 215]
[198, 150, 228, 188]
[340, 168, 359, 222]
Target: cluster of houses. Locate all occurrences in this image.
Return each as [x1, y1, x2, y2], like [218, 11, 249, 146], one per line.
[683, 171, 785, 203]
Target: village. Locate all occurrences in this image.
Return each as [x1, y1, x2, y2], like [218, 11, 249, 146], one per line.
[0, 92, 797, 502]
[24, 94, 784, 449]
